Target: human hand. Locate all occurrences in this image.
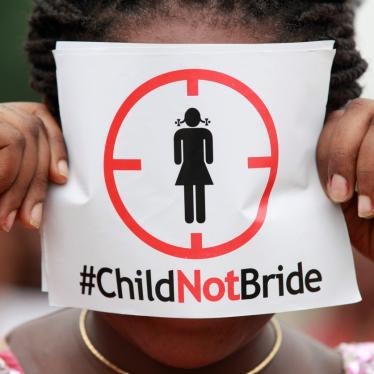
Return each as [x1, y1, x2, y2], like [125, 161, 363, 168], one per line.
[0, 102, 68, 231]
[317, 98, 373, 258]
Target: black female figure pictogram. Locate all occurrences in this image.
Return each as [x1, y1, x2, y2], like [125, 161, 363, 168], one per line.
[174, 108, 214, 224]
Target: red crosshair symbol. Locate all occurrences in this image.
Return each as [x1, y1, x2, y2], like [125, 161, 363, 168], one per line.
[105, 69, 279, 259]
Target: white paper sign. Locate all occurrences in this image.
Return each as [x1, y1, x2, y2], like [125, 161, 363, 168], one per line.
[42, 41, 360, 318]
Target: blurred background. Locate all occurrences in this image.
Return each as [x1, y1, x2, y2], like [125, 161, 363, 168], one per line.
[0, 0, 373, 345]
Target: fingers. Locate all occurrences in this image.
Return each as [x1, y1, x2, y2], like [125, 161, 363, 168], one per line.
[317, 99, 374, 204]
[0, 102, 68, 232]
[0, 121, 25, 194]
[317, 110, 343, 195]
[0, 110, 39, 231]
[18, 125, 50, 228]
[356, 120, 374, 218]
[19, 103, 69, 184]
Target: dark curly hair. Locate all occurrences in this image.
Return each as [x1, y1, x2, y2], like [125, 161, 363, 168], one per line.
[26, 0, 368, 117]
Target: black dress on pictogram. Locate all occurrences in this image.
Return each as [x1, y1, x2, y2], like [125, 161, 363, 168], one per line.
[174, 108, 214, 224]
[175, 128, 213, 186]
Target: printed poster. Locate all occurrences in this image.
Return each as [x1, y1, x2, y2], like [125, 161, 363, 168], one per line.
[41, 41, 360, 318]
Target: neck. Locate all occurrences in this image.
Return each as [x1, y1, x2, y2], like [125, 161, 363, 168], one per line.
[85, 311, 279, 374]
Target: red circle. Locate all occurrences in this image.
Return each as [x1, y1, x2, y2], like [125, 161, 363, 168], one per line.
[104, 69, 278, 259]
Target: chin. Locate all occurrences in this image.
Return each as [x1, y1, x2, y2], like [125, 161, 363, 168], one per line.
[115, 314, 271, 369]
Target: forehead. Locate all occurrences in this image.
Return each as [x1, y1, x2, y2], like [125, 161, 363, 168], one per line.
[107, 7, 277, 44]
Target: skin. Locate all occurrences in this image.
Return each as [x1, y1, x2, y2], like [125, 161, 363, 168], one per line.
[2, 6, 374, 374]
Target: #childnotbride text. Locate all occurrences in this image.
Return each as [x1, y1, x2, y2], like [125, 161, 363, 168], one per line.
[86, 262, 322, 303]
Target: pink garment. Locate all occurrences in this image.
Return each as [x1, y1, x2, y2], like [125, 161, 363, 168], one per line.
[1, 342, 374, 373]
[0, 350, 24, 374]
[339, 343, 374, 374]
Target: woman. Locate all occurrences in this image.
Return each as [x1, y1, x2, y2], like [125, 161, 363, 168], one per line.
[174, 108, 214, 224]
[0, 0, 373, 372]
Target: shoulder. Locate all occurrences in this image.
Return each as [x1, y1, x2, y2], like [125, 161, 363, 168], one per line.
[174, 128, 188, 136]
[280, 323, 342, 374]
[5, 309, 83, 374]
[199, 128, 213, 138]
[338, 342, 374, 374]
[6, 309, 78, 349]
[198, 127, 211, 133]
[286, 326, 374, 374]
